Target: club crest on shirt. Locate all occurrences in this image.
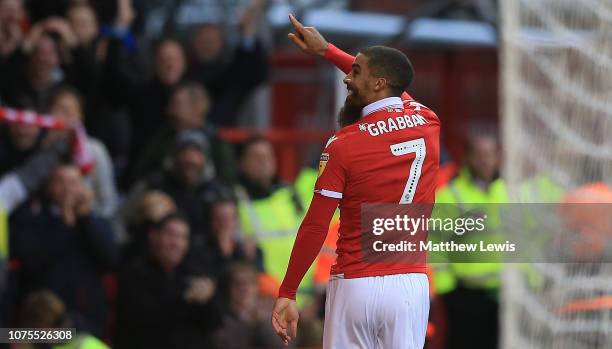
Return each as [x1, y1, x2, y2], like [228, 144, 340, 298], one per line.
[319, 153, 329, 177]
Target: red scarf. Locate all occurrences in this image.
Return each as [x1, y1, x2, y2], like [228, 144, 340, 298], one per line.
[0, 107, 96, 175]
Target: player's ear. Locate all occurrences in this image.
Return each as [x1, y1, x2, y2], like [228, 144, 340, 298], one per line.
[374, 77, 387, 92]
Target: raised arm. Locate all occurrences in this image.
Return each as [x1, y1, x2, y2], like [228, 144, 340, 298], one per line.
[288, 14, 352, 73]
[288, 14, 413, 101]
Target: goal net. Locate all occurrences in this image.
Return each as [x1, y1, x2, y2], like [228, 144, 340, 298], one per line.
[500, 0, 612, 348]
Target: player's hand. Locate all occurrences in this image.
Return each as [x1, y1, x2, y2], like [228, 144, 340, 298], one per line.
[287, 14, 328, 57]
[271, 297, 299, 346]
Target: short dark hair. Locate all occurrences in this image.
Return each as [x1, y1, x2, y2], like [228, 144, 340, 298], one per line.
[49, 85, 85, 113]
[172, 81, 210, 105]
[464, 126, 498, 155]
[154, 212, 189, 231]
[66, 1, 95, 16]
[360, 46, 414, 96]
[153, 37, 184, 55]
[237, 135, 270, 160]
[210, 190, 238, 207]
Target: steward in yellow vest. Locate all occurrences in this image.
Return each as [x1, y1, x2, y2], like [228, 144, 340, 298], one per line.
[235, 138, 317, 304]
[432, 133, 507, 349]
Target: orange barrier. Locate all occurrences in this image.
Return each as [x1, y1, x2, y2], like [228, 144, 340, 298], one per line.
[558, 296, 612, 314]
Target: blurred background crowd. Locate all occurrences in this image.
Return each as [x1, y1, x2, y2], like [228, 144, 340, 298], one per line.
[0, 0, 506, 348]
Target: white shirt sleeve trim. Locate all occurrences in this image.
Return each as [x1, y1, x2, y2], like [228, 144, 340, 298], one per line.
[316, 189, 343, 199]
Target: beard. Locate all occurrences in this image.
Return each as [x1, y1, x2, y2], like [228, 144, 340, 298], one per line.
[338, 93, 367, 128]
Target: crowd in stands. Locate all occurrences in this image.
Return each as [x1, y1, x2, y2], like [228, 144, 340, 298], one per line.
[0, 0, 322, 348]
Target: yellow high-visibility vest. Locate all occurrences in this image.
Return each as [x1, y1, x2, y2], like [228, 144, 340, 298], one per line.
[433, 167, 509, 295]
[237, 168, 319, 303]
[0, 207, 7, 260]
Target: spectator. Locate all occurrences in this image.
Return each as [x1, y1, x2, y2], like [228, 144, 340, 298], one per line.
[9, 163, 119, 337]
[234, 137, 313, 299]
[103, 35, 187, 168]
[66, 2, 100, 49]
[130, 130, 227, 240]
[49, 85, 119, 218]
[122, 190, 177, 261]
[186, 0, 269, 126]
[0, 0, 26, 59]
[0, 16, 99, 112]
[213, 263, 284, 349]
[26, 0, 126, 26]
[115, 213, 221, 349]
[17, 290, 109, 349]
[0, 29, 62, 110]
[0, 122, 43, 175]
[200, 196, 264, 276]
[64, 0, 135, 172]
[0, 136, 69, 326]
[61, 2, 104, 109]
[130, 82, 236, 182]
[434, 132, 509, 349]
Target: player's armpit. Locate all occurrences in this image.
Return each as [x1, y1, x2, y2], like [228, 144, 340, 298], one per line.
[278, 194, 339, 300]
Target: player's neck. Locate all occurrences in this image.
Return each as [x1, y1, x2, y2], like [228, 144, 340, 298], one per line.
[361, 94, 403, 117]
[364, 91, 399, 107]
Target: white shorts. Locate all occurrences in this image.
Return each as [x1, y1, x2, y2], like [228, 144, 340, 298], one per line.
[323, 273, 429, 349]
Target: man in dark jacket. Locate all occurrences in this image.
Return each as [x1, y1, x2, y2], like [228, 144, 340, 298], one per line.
[9, 163, 118, 337]
[103, 36, 187, 174]
[0, 122, 44, 175]
[115, 213, 222, 349]
[0, 137, 69, 328]
[186, 20, 269, 127]
[0, 20, 100, 113]
[133, 130, 228, 242]
[129, 82, 236, 183]
[213, 263, 285, 349]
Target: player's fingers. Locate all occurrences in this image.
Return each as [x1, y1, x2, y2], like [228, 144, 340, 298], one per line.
[288, 14, 306, 34]
[273, 323, 288, 342]
[288, 33, 307, 49]
[288, 33, 308, 51]
[272, 313, 289, 339]
[290, 319, 298, 340]
[306, 26, 322, 37]
[275, 327, 290, 344]
[271, 313, 284, 332]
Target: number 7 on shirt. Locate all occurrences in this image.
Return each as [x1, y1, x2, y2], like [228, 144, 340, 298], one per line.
[390, 138, 427, 204]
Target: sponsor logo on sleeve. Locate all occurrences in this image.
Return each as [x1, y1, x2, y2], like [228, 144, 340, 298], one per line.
[319, 153, 330, 177]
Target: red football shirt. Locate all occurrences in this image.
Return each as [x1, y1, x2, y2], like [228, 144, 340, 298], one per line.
[278, 44, 440, 299]
[315, 97, 440, 278]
